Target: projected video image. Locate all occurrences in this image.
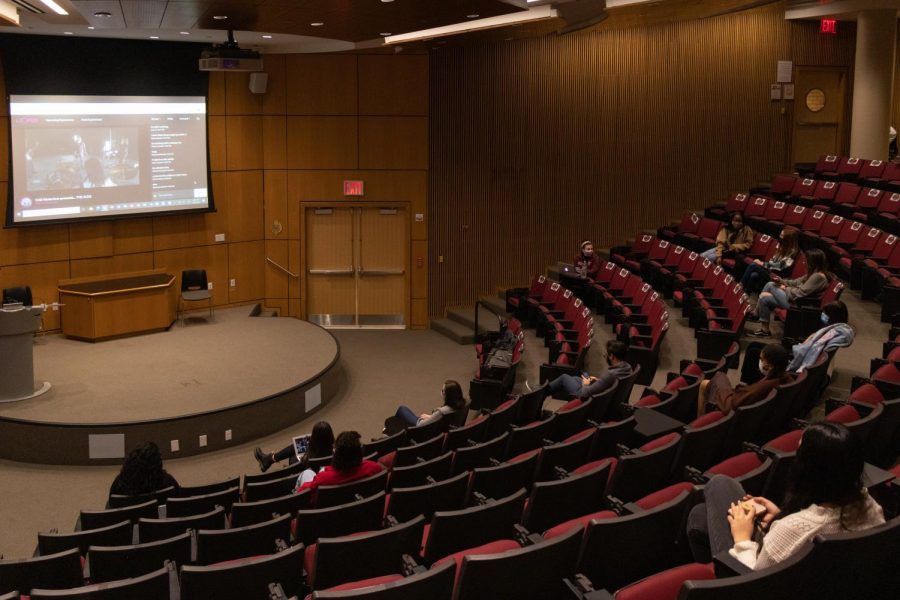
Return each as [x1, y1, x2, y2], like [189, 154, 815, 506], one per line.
[25, 128, 140, 192]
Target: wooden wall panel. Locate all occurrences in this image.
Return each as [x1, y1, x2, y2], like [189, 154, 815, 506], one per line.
[225, 170, 264, 243]
[228, 240, 265, 303]
[70, 252, 154, 279]
[262, 116, 287, 169]
[0, 117, 7, 181]
[207, 72, 226, 116]
[264, 170, 288, 240]
[68, 221, 113, 260]
[284, 55, 358, 115]
[411, 240, 428, 299]
[358, 55, 429, 116]
[262, 54, 287, 115]
[427, 3, 851, 316]
[208, 116, 227, 172]
[411, 298, 428, 328]
[225, 116, 264, 171]
[113, 219, 154, 255]
[286, 117, 359, 169]
[359, 117, 428, 170]
[224, 72, 262, 115]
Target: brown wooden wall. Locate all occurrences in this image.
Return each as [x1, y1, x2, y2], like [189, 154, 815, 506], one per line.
[428, 2, 857, 317]
[0, 53, 430, 330]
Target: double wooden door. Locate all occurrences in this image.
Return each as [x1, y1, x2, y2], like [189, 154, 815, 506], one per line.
[792, 66, 848, 167]
[304, 205, 408, 328]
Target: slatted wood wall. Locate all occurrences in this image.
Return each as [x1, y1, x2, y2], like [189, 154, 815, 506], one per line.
[428, 2, 857, 317]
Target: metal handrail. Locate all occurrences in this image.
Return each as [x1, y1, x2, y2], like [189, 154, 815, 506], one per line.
[266, 257, 300, 278]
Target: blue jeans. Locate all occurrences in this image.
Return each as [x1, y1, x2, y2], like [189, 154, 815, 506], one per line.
[758, 282, 789, 322]
[547, 374, 584, 397]
[740, 263, 770, 295]
[700, 248, 718, 261]
[686, 475, 746, 562]
[395, 405, 419, 426]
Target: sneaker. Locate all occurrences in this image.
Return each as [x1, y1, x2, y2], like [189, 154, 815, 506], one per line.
[748, 329, 771, 338]
[254, 447, 274, 472]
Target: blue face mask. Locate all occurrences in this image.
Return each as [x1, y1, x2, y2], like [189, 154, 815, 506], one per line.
[820, 312, 829, 325]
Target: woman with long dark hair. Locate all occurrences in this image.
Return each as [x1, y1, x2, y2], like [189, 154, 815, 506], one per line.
[254, 421, 335, 473]
[750, 248, 830, 338]
[686, 422, 884, 569]
[109, 441, 179, 497]
[388, 380, 467, 431]
[697, 343, 793, 416]
[740, 227, 799, 294]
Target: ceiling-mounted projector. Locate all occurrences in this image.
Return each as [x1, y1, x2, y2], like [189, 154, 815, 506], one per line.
[199, 30, 263, 72]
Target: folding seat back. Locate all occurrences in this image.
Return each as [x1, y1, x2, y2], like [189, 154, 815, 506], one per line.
[452, 432, 509, 475]
[38, 520, 133, 557]
[675, 251, 699, 276]
[800, 208, 827, 233]
[811, 180, 839, 203]
[853, 186, 883, 211]
[867, 232, 897, 262]
[768, 176, 796, 196]
[88, 531, 192, 583]
[244, 473, 297, 503]
[405, 416, 449, 444]
[867, 397, 900, 466]
[30, 565, 173, 600]
[595, 261, 618, 286]
[195, 513, 292, 566]
[386, 471, 469, 522]
[781, 203, 808, 227]
[590, 416, 637, 460]
[526, 275, 548, 299]
[877, 191, 900, 216]
[762, 200, 788, 222]
[243, 461, 305, 487]
[310, 516, 427, 591]
[671, 410, 735, 475]
[826, 402, 884, 448]
[607, 432, 681, 502]
[535, 428, 596, 481]
[884, 161, 900, 181]
[723, 390, 777, 456]
[835, 219, 865, 247]
[0, 548, 83, 595]
[364, 431, 408, 459]
[180, 543, 305, 600]
[230, 488, 312, 528]
[485, 398, 518, 439]
[108, 486, 174, 509]
[423, 488, 528, 564]
[674, 212, 702, 235]
[389, 451, 453, 490]
[630, 234, 656, 257]
[817, 214, 845, 240]
[815, 154, 840, 175]
[853, 226, 882, 254]
[859, 158, 887, 180]
[720, 192, 749, 214]
[295, 492, 387, 547]
[522, 460, 612, 532]
[576, 489, 693, 591]
[745, 234, 775, 260]
[789, 177, 816, 200]
[390, 433, 446, 469]
[757, 371, 808, 442]
[743, 195, 768, 218]
[504, 414, 557, 459]
[444, 414, 490, 452]
[646, 239, 672, 262]
[837, 156, 862, 178]
[166, 486, 240, 517]
[585, 379, 618, 423]
[316, 469, 388, 508]
[453, 526, 582, 600]
[176, 476, 242, 499]
[695, 218, 723, 242]
[79, 500, 158, 531]
[138, 506, 226, 544]
[311, 561, 456, 600]
[833, 181, 861, 207]
[608, 365, 641, 418]
[467, 451, 539, 502]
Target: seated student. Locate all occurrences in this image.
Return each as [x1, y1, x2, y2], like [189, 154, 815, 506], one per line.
[253, 421, 335, 473]
[787, 300, 855, 372]
[697, 344, 793, 416]
[386, 380, 466, 434]
[749, 248, 830, 338]
[740, 227, 799, 295]
[686, 422, 884, 569]
[296, 431, 384, 494]
[700, 212, 754, 264]
[574, 240, 601, 280]
[109, 441, 179, 498]
[537, 340, 632, 400]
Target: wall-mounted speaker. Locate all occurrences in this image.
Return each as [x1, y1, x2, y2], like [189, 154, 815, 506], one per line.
[249, 72, 268, 94]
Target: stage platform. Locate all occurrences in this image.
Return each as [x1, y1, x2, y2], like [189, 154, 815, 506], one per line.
[0, 307, 343, 465]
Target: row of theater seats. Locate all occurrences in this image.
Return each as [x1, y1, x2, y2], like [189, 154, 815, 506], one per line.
[792, 154, 900, 187]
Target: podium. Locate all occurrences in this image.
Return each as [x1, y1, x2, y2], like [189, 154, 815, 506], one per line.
[0, 305, 51, 402]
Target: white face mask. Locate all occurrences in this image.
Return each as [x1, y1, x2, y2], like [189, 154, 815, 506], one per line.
[758, 360, 769, 376]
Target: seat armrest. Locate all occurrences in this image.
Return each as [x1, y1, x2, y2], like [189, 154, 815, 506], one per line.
[713, 550, 752, 577]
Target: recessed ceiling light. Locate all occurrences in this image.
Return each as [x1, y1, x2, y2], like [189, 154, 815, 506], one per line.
[213, 15, 228, 20]
[310, 22, 324, 26]
[150, 36, 159, 39]
[39, 0, 68, 16]
[262, 35, 273, 39]
[93, 11, 112, 18]
[381, 0, 394, 3]
[467, 14, 479, 18]
[63, 31, 73, 35]
[380, 32, 391, 36]
[87, 26, 95, 30]
[180, 31, 190, 35]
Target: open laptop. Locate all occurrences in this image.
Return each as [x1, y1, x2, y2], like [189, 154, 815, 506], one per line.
[292, 434, 311, 461]
[557, 261, 577, 274]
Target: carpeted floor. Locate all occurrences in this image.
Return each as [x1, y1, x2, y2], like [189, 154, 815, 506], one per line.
[0, 287, 888, 559]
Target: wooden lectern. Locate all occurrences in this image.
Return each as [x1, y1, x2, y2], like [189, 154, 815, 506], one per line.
[0, 305, 51, 402]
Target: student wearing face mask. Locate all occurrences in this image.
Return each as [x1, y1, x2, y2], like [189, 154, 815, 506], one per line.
[697, 344, 793, 416]
[700, 212, 754, 264]
[533, 340, 632, 400]
[574, 240, 601, 280]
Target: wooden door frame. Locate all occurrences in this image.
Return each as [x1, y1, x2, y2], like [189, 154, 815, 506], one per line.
[299, 201, 411, 326]
[790, 65, 850, 167]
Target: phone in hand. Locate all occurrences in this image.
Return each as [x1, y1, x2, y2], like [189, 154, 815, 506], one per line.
[581, 371, 589, 379]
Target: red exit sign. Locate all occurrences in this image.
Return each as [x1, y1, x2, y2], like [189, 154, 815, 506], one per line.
[821, 19, 837, 34]
[343, 180, 365, 196]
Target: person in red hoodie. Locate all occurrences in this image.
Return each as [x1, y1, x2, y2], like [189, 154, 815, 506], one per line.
[296, 430, 384, 495]
[574, 240, 601, 280]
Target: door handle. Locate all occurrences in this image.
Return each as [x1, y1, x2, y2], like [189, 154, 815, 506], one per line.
[308, 268, 355, 275]
[358, 268, 405, 276]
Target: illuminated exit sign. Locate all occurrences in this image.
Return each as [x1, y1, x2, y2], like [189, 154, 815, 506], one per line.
[343, 180, 365, 196]
[821, 19, 837, 34]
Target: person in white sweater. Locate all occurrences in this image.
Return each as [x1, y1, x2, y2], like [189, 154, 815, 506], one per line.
[686, 422, 885, 569]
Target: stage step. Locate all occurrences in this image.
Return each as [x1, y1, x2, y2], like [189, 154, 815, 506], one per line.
[248, 303, 278, 317]
[447, 305, 503, 332]
[478, 295, 508, 316]
[431, 317, 476, 345]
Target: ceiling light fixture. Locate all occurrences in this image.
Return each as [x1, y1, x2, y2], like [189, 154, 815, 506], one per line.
[262, 34, 272, 38]
[381, 0, 394, 3]
[180, 31, 190, 35]
[38, 0, 67, 15]
[213, 15, 228, 20]
[150, 36, 159, 39]
[385, 5, 556, 43]
[467, 14, 479, 18]
[310, 22, 324, 26]
[87, 26, 94, 29]
[380, 32, 391, 36]
[93, 11, 112, 18]
[63, 31, 72, 34]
